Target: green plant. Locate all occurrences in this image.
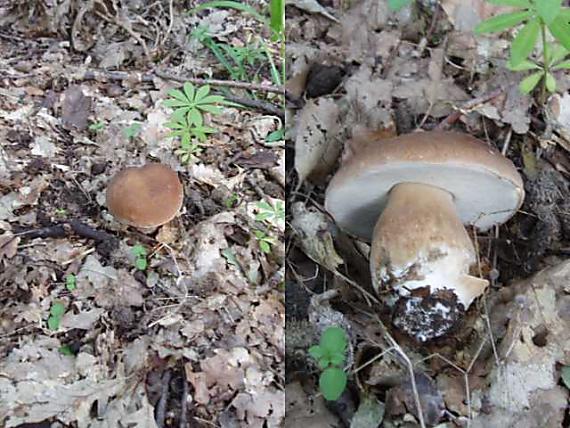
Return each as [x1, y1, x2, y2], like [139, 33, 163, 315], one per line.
[309, 326, 349, 401]
[255, 199, 285, 227]
[65, 274, 77, 291]
[164, 82, 229, 163]
[89, 121, 105, 132]
[123, 122, 142, 139]
[190, 0, 285, 85]
[48, 301, 66, 331]
[131, 245, 148, 271]
[224, 192, 240, 208]
[475, 0, 570, 95]
[253, 229, 275, 253]
[388, 0, 413, 11]
[266, 127, 284, 144]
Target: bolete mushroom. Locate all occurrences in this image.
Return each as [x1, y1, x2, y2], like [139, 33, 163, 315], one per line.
[325, 131, 524, 342]
[106, 163, 184, 229]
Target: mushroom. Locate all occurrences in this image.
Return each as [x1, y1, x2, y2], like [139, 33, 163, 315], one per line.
[106, 163, 184, 229]
[325, 131, 524, 342]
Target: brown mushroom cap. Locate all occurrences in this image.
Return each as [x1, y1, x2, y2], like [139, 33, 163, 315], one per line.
[106, 163, 184, 228]
[325, 131, 525, 240]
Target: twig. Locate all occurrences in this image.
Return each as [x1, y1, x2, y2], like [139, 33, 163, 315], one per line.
[7, 220, 116, 244]
[224, 94, 284, 119]
[180, 372, 189, 428]
[155, 369, 172, 428]
[78, 69, 283, 117]
[436, 88, 503, 130]
[154, 69, 283, 94]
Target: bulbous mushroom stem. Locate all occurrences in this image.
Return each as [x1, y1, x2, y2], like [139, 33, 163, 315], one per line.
[370, 182, 488, 341]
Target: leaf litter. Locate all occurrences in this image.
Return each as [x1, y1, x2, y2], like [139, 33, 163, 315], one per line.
[286, 0, 570, 426]
[0, 1, 284, 426]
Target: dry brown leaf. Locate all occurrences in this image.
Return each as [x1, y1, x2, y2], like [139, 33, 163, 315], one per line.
[294, 98, 342, 184]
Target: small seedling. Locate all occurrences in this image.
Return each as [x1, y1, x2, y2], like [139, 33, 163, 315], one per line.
[309, 326, 349, 401]
[475, 0, 570, 95]
[164, 82, 229, 163]
[89, 121, 105, 132]
[65, 274, 77, 291]
[59, 345, 74, 356]
[54, 208, 67, 216]
[255, 199, 285, 228]
[254, 230, 275, 254]
[266, 127, 285, 144]
[123, 122, 142, 139]
[224, 193, 240, 208]
[131, 244, 148, 271]
[388, 0, 413, 12]
[48, 301, 66, 331]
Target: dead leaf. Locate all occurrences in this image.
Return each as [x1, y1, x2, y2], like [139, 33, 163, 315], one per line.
[61, 85, 92, 131]
[291, 202, 344, 271]
[294, 98, 342, 184]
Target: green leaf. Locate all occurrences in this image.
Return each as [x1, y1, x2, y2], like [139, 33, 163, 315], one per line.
[59, 345, 74, 356]
[536, 0, 562, 25]
[167, 89, 188, 102]
[486, 0, 531, 6]
[318, 357, 331, 370]
[549, 44, 569, 65]
[266, 128, 285, 143]
[259, 240, 271, 253]
[48, 316, 61, 331]
[387, 0, 413, 12]
[308, 345, 324, 360]
[163, 99, 189, 108]
[221, 247, 239, 267]
[183, 82, 195, 102]
[188, 108, 203, 126]
[320, 367, 347, 401]
[548, 10, 570, 50]
[270, 0, 284, 39]
[194, 85, 211, 102]
[510, 18, 540, 66]
[320, 326, 348, 354]
[50, 302, 66, 318]
[545, 72, 557, 92]
[329, 352, 345, 367]
[197, 95, 226, 105]
[561, 366, 570, 389]
[474, 10, 531, 34]
[519, 71, 543, 93]
[132, 245, 147, 257]
[553, 59, 570, 69]
[197, 104, 223, 115]
[507, 59, 541, 70]
[135, 257, 147, 271]
[65, 274, 77, 291]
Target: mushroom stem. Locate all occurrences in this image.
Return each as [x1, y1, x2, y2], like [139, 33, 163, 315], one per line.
[370, 183, 488, 340]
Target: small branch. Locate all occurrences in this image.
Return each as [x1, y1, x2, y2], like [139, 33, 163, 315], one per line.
[224, 94, 284, 119]
[154, 69, 283, 94]
[13, 220, 116, 243]
[180, 372, 189, 428]
[78, 69, 283, 117]
[436, 88, 503, 130]
[155, 369, 172, 428]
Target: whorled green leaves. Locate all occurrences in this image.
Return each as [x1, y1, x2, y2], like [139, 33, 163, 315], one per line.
[510, 18, 540, 67]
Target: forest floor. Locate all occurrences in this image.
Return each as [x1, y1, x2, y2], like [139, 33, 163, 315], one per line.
[285, 0, 570, 427]
[0, 1, 284, 427]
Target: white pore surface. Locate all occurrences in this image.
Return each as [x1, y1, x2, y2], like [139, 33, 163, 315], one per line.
[326, 163, 523, 240]
[378, 244, 479, 308]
